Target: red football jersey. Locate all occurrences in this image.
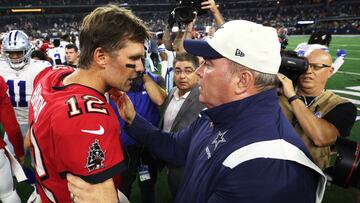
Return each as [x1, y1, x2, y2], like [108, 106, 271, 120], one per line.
[28, 67, 125, 203]
[0, 75, 24, 157]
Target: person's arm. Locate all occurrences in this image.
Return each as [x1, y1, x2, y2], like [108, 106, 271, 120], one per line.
[143, 73, 167, 106]
[201, 0, 225, 26]
[24, 129, 31, 151]
[163, 29, 175, 51]
[67, 174, 118, 203]
[163, 9, 177, 51]
[0, 79, 24, 161]
[177, 16, 197, 54]
[278, 73, 337, 147]
[173, 31, 185, 53]
[159, 48, 168, 62]
[111, 92, 193, 166]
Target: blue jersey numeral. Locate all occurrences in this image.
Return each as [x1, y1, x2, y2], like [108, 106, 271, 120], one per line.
[54, 53, 61, 60]
[6, 80, 28, 107]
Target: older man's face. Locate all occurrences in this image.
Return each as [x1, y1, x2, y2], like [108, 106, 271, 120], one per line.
[195, 58, 237, 108]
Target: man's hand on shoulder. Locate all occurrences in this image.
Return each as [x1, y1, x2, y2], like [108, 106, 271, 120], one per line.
[109, 89, 136, 125]
[67, 174, 118, 203]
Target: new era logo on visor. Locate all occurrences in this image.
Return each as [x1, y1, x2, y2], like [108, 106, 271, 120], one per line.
[235, 49, 245, 57]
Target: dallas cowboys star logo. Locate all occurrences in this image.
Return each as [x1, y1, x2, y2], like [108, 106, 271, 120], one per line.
[211, 130, 228, 150]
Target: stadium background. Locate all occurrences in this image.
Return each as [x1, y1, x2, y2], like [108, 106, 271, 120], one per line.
[0, 0, 359, 202]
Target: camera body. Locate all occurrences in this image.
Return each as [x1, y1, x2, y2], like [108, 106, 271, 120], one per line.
[173, 0, 207, 23]
[279, 51, 308, 84]
[324, 137, 360, 189]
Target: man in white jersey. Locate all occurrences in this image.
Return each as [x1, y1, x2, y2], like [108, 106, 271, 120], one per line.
[47, 39, 66, 65]
[1, 30, 51, 153]
[157, 32, 175, 91]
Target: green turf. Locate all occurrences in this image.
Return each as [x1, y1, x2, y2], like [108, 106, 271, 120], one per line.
[13, 35, 360, 203]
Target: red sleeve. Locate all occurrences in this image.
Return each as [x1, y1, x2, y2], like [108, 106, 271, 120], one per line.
[33, 67, 53, 89]
[53, 99, 125, 184]
[0, 76, 24, 157]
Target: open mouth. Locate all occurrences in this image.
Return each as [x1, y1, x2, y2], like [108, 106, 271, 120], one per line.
[302, 76, 313, 81]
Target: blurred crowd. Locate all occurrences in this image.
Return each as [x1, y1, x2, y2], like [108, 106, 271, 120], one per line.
[0, 0, 359, 37]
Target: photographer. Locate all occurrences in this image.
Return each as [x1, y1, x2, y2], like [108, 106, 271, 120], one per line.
[164, 0, 225, 53]
[278, 49, 356, 170]
[159, 0, 225, 91]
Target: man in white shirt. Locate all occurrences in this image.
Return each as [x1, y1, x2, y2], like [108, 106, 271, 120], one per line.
[160, 53, 204, 200]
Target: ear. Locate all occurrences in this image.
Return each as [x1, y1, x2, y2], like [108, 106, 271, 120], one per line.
[235, 70, 254, 95]
[93, 47, 108, 68]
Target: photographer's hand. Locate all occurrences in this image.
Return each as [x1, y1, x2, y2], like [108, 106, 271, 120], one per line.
[201, 0, 218, 14]
[277, 73, 296, 99]
[167, 9, 176, 30]
[177, 14, 197, 53]
[201, 0, 224, 26]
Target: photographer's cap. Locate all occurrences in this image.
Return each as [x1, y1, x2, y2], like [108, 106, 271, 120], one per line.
[184, 20, 281, 74]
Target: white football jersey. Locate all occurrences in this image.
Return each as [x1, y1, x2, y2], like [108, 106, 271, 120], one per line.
[47, 47, 66, 64]
[1, 59, 51, 124]
[158, 44, 175, 68]
[59, 40, 70, 49]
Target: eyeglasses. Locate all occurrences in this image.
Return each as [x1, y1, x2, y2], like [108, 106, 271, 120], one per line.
[308, 63, 331, 71]
[174, 68, 195, 75]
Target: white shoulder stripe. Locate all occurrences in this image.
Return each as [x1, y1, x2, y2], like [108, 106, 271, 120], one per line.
[222, 139, 326, 203]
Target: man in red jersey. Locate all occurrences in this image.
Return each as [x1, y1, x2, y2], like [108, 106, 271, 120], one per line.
[28, 4, 150, 203]
[0, 75, 24, 203]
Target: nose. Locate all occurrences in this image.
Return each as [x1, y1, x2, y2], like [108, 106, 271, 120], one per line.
[9, 52, 22, 59]
[179, 71, 187, 78]
[135, 58, 145, 72]
[305, 65, 313, 74]
[196, 62, 205, 78]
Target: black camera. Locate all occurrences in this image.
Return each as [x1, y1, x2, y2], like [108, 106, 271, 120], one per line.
[279, 51, 308, 85]
[324, 137, 360, 189]
[173, 0, 207, 23]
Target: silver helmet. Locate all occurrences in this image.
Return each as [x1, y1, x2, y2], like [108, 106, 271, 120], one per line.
[2, 30, 32, 71]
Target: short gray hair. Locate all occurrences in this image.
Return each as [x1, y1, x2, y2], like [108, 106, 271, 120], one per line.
[230, 61, 279, 91]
